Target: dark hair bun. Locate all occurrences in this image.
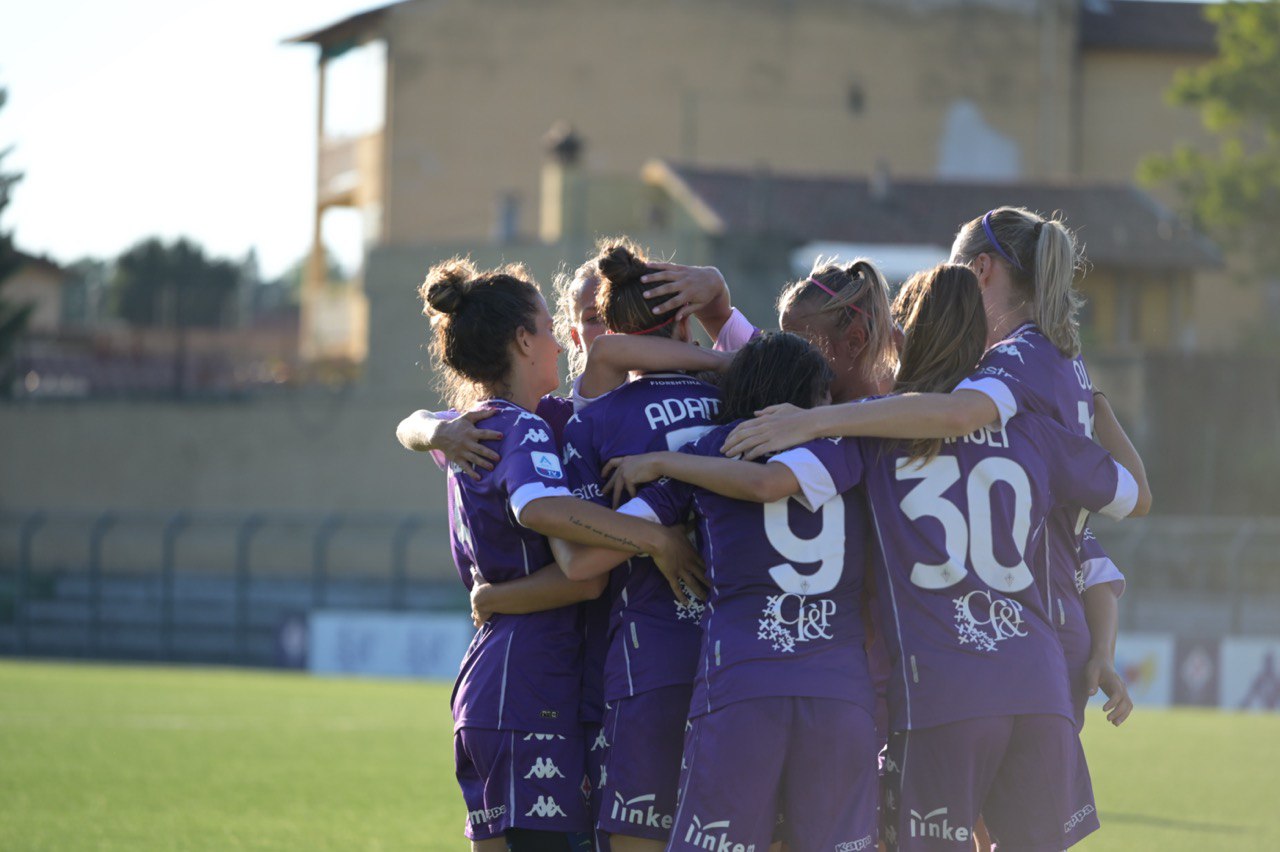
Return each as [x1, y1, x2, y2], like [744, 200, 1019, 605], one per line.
[423, 257, 477, 315]
[597, 244, 650, 288]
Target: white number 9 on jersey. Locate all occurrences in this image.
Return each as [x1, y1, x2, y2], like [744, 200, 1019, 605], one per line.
[763, 496, 846, 595]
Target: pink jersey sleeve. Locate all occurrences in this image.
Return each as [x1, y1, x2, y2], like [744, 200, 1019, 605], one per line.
[713, 307, 762, 353]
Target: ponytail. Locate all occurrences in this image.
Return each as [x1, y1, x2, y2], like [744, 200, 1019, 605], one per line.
[951, 207, 1084, 357]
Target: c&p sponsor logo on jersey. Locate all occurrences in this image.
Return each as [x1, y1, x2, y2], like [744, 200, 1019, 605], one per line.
[908, 807, 971, 842]
[531, 451, 563, 480]
[682, 815, 754, 851]
[757, 594, 836, 653]
[953, 589, 1026, 652]
[610, 792, 673, 831]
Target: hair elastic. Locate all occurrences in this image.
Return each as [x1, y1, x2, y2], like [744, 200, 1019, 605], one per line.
[807, 276, 868, 319]
[627, 314, 679, 336]
[982, 210, 1024, 272]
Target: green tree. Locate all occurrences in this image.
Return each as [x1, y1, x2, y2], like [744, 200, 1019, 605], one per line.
[109, 237, 241, 328]
[1141, 1, 1280, 273]
[0, 85, 33, 391]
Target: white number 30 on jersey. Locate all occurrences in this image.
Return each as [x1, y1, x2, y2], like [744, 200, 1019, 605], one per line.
[895, 456, 1035, 593]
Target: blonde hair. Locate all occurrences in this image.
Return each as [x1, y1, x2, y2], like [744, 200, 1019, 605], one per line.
[776, 257, 897, 384]
[951, 206, 1084, 357]
[552, 258, 598, 379]
[891, 264, 988, 465]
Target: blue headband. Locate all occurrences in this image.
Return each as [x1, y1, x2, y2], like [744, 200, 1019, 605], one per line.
[982, 211, 1024, 272]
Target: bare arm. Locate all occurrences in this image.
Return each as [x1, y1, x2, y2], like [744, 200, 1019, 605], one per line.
[1093, 393, 1151, 517]
[579, 334, 731, 400]
[520, 496, 706, 599]
[1082, 583, 1133, 726]
[395, 409, 502, 479]
[601, 451, 800, 506]
[720, 392, 1000, 460]
[470, 563, 605, 626]
[638, 262, 734, 336]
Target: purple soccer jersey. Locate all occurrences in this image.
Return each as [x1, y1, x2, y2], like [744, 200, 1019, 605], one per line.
[1078, 526, 1125, 597]
[536, 394, 575, 446]
[447, 399, 584, 736]
[955, 324, 1102, 680]
[560, 372, 722, 701]
[621, 424, 877, 719]
[857, 413, 1138, 732]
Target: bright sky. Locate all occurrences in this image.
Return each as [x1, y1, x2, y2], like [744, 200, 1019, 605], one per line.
[0, 1, 385, 279]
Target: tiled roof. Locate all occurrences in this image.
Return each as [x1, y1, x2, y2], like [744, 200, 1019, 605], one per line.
[1080, 1, 1216, 54]
[645, 161, 1220, 269]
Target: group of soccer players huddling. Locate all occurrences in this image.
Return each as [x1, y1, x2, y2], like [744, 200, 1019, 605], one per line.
[396, 206, 1150, 852]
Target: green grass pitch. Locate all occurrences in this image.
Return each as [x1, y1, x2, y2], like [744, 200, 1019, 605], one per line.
[1, 660, 1278, 850]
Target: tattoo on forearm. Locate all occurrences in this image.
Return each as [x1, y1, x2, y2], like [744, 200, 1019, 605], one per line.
[569, 515, 641, 551]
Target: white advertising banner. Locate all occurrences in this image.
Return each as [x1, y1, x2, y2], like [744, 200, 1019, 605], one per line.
[1220, 637, 1280, 713]
[1093, 632, 1176, 708]
[308, 610, 473, 680]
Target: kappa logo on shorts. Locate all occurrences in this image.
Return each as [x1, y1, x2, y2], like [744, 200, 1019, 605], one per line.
[525, 795, 567, 818]
[524, 757, 565, 780]
[1065, 804, 1096, 834]
[908, 807, 970, 842]
[682, 815, 754, 851]
[591, 728, 608, 752]
[523, 733, 566, 741]
[521, 428, 552, 446]
[467, 804, 506, 825]
[953, 589, 1027, 652]
[835, 836, 875, 852]
[531, 451, 563, 480]
[610, 792, 674, 831]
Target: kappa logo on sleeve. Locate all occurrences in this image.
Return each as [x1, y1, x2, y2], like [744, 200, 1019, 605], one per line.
[531, 451, 564, 480]
[521, 427, 551, 446]
[993, 343, 1025, 364]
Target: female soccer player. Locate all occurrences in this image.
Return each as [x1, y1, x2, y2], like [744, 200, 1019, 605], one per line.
[545, 242, 724, 852]
[587, 330, 882, 852]
[611, 264, 1150, 851]
[418, 257, 703, 852]
[720, 209, 1145, 731]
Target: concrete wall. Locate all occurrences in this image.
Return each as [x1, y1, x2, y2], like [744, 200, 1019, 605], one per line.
[379, 0, 1074, 245]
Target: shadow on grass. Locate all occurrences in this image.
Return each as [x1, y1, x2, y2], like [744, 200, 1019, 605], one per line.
[1105, 812, 1252, 835]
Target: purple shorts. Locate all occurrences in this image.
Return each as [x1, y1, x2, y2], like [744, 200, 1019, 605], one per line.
[881, 714, 1099, 852]
[583, 721, 611, 852]
[669, 697, 879, 852]
[454, 727, 590, 840]
[596, 684, 691, 842]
